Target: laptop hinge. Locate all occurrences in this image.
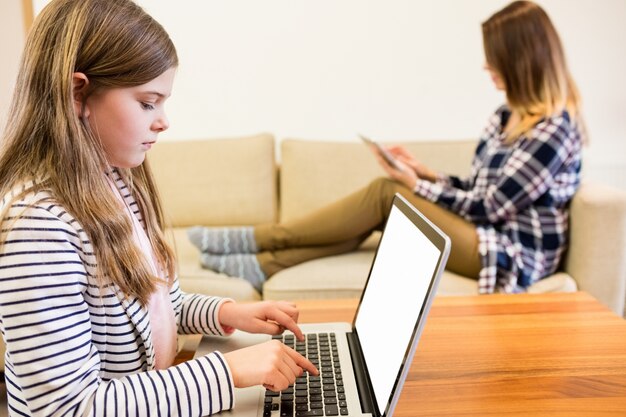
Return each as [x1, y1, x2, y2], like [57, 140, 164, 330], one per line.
[346, 331, 378, 416]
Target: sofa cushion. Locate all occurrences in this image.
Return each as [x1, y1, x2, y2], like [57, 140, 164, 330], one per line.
[263, 249, 375, 300]
[263, 248, 578, 301]
[149, 134, 277, 227]
[437, 270, 577, 295]
[279, 139, 476, 222]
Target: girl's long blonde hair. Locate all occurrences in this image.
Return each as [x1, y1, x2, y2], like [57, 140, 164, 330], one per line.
[482, 1, 586, 141]
[0, 0, 178, 305]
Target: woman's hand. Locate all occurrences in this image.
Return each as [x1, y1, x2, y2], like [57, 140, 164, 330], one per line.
[223, 340, 318, 391]
[219, 301, 305, 341]
[386, 146, 438, 181]
[373, 149, 419, 190]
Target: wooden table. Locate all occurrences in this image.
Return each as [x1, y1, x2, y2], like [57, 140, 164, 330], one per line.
[178, 292, 626, 416]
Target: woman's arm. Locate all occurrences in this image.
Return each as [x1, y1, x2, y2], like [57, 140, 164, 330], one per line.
[435, 140, 488, 191]
[413, 117, 580, 223]
[378, 144, 483, 191]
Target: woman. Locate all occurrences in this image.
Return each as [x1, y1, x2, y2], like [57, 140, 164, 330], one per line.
[189, 0, 584, 294]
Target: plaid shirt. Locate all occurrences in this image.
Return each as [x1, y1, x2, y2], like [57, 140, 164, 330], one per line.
[414, 106, 582, 293]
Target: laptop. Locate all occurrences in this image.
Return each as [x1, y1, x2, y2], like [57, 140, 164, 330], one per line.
[195, 193, 451, 417]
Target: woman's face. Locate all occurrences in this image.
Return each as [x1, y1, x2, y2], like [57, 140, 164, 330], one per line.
[484, 63, 506, 91]
[83, 67, 176, 168]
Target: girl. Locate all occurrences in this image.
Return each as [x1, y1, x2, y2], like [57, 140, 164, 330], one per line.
[0, 0, 316, 416]
[190, 0, 584, 294]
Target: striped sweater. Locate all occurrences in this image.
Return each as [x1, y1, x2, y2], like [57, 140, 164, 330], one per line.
[0, 174, 235, 417]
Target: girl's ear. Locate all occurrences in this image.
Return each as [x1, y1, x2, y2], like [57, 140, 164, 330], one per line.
[72, 72, 90, 118]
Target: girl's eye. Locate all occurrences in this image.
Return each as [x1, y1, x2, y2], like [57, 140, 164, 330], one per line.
[141, 102, 155, 110]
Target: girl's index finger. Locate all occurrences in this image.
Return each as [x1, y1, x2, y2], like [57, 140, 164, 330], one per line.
[285, 346, 319, 376]
[267, 308, 305, 341]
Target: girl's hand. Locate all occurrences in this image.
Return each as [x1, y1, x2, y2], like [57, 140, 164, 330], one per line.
[219, 301, 305, 341]
[223, 340, 319, 390]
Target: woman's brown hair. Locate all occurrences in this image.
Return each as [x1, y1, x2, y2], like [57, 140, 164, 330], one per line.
[0, 0, 178, 304]
[482, 1, 586, 141]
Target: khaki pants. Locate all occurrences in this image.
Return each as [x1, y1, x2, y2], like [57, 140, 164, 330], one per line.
[255, 177, 481, 278]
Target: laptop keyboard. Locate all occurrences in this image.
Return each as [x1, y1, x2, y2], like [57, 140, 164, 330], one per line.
[264, 332, 349, 416]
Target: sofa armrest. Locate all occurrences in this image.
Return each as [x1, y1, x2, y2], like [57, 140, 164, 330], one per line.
[564, 182, 626, 316]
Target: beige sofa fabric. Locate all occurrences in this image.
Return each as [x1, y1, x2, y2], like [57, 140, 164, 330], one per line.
[149, 133, 277, 227]
[565, 182, 626, 317]
[279, 139, 475, 222]
[263, 234, 380, 300]
[264, 249, 377, 300]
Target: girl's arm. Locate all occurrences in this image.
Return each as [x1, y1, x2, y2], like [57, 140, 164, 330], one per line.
[174, 288, 236, 336]
[0, 201, 234, 417]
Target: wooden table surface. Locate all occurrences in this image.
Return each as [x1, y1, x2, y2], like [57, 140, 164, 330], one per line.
[295, 292, 626, 416]
[178, 292, 626, 416]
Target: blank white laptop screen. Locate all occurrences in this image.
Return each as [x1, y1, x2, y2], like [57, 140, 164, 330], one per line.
[354, 203, 441, 416]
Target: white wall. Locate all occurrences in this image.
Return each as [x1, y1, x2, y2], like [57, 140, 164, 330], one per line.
[0, 1, 25, 135]
[135, 0, 625, 188]
[142, 0, 503, 141]
[3, 0, 626, 189]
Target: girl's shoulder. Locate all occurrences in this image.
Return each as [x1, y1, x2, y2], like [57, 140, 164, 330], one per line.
[2, 179, 47, 210]
[2, 178, 51, 205]
[1, 178, 79, 229]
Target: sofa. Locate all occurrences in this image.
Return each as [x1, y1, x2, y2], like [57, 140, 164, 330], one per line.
[148, 133, 626, 317]
[1, 133, 625, 375]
